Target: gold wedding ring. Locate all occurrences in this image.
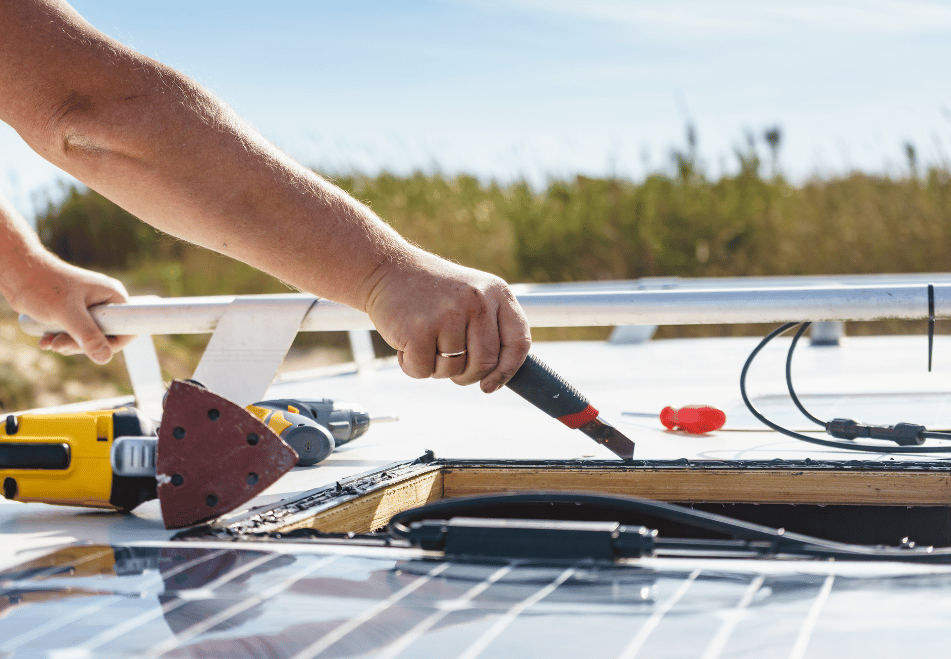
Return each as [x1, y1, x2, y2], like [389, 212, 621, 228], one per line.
[438, 349, 467, 358]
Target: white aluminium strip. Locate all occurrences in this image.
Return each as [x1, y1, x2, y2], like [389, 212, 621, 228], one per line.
[510, 273, 951, 294]
[520, 283, 950, 326]
[18, 282, 951, 337]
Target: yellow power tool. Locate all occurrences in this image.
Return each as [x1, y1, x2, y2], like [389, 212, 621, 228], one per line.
[0, 380, 299, 528]
[0, 407, 158, 512]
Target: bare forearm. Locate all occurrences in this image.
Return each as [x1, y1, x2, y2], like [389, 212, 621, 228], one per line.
[0, 0, 531, 387]
[0, 193, 52, 308]
[0, 189, 131, 363]
[2, 0, 405, 311]
[50, 106, 407, 310]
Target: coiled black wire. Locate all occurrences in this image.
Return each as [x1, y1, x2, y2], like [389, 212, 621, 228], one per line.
[740, 322, 951, 453]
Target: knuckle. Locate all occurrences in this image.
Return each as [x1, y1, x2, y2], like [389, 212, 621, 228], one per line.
[476, 357, 497, 371]
[471, 360, 498, 380]
[401, 364, 429, 379]
[472, 288, 494, 313]
[510, 330, 532, 348]
[399, 352, 435, 380]
[78, 329, 105, 348]
[451, 360, 496, 386]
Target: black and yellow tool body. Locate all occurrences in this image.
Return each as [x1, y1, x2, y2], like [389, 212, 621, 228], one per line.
[0, 408, 158, 511]
[247, 398, 396, 466]
[0, 381, 300, 529]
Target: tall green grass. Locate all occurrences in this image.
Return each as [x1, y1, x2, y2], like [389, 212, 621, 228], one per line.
[4, 146, 948, 410]
[34, 162, 951, 293]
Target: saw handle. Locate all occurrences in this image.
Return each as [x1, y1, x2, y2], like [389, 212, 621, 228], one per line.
[505, 353, 599, 429]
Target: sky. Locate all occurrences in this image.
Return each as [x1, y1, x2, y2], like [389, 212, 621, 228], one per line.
[2, 0, 951, 219]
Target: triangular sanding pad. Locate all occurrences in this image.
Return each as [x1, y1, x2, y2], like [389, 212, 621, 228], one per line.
[157, 380, 298, 529]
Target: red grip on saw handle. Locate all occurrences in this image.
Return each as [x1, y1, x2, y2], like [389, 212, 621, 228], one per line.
[505, 353, 599, 429]
[659, 405, 726, 434]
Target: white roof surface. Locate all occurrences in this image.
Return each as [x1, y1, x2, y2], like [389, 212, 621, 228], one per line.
[2, 331, 949, 570]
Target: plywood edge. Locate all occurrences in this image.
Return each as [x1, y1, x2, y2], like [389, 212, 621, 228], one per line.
[287, 470, 445, 534]
[442, 467, 951, 506]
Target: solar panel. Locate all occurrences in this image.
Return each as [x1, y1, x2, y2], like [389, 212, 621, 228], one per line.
[5, 543, 951, 658]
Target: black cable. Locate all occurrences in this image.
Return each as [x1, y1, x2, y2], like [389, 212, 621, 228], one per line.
[929, 283, 935, 372]
[740, 322, 951, 453]
[782, 321, 951, 444]
[388, 491, 951, 563]
[785, 322, 825, 427]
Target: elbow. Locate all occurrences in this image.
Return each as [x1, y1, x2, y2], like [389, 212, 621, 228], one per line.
[19, 90, 110, 167]
[26, 70, 230, 170]
[54, 91, 105, 156]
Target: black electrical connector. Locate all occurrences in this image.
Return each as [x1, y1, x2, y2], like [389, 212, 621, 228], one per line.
[388, 491, 951, 563]
[825, 419, 926, 446]
[406, 517, 657, 560]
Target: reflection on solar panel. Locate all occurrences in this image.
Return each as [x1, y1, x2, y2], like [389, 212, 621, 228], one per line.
[4, 544, 951, 658]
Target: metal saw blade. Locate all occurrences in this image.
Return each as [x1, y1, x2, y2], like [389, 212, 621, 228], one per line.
[157, 379, 298, 529]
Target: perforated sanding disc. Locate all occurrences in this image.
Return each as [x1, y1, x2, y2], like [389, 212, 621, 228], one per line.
[157, 380, 298, 529]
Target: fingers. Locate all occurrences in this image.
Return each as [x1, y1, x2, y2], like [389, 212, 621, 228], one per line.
[40, 332, 77, 354]
[42, 331, 135, 359]
[395, 288, 529, 388]
[433, 325, 469, 379]
[367, 253, 529, 389]
[450, 303, 499, 387]
[39, 286, 132, 365]
[476, 294, 531, 393]
[399, 332, 472, 380]
[58, 305, 117, 364]
[396, 333, 438, 379]
[53, 271, 131, 364]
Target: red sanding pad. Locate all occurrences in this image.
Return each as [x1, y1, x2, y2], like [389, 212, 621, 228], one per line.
[157, 380, 299, 529]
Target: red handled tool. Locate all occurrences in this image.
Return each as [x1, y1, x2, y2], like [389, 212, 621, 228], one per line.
[505, 353, 635, 460]
[623, 405, 726, 434]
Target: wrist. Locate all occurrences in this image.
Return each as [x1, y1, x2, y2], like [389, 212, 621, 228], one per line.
[357, 243, 437, 315]
[0, 245, 63, 313]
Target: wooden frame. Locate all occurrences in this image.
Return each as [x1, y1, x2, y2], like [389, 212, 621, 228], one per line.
[205, 458, 951, 538]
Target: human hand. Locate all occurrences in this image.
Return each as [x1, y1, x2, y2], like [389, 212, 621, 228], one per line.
[8, 255, 132, 365]
[364, 249, 531, 393]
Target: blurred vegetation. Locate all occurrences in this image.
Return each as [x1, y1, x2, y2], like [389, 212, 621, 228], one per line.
[3, 126, 950, 409]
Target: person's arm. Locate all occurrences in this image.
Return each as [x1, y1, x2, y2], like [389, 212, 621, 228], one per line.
[0, 0, 530, 392]
[0, 191, 131, 364]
